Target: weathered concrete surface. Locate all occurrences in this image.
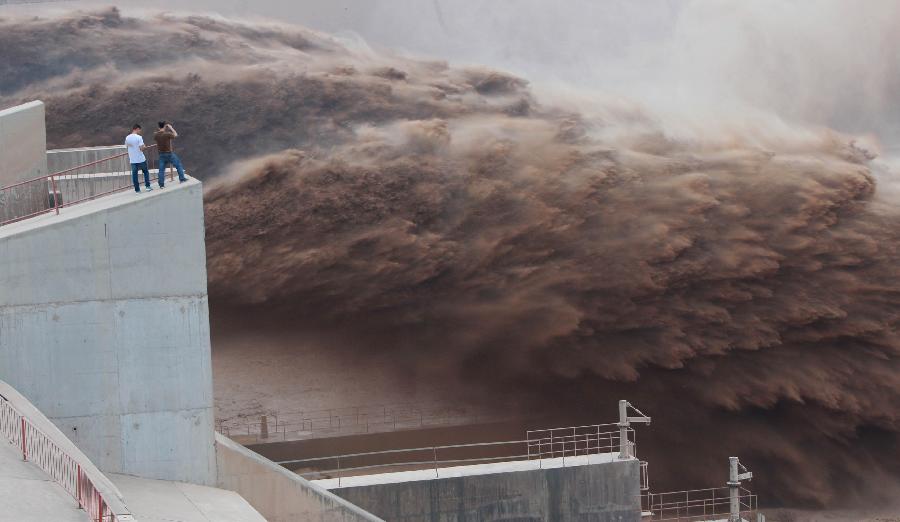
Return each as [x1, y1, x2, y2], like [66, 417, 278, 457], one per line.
[110, 472, 267, 522]
[328, 456, 642, 522]
[0, 179, 217, 485]
[0, 438, 90, 522]
[0, 101, 49, 222]
[47, 145, 129, 175]
[0, 101, 47, 184]
[216, 433, 384, 522]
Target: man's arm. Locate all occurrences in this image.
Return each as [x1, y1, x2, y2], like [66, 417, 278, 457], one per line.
[166, 124, 178, 138]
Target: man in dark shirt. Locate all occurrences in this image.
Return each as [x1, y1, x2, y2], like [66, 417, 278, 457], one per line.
[154, 121, 187, 186]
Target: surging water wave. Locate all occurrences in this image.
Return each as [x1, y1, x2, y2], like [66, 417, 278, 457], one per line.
[3, 8, 900, 508]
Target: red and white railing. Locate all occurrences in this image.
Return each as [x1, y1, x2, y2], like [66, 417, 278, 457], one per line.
[0, 393, 129, 521]
[0, 144, 184, 227]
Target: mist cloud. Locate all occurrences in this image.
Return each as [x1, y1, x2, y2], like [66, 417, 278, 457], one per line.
[3, 7, 900, 509]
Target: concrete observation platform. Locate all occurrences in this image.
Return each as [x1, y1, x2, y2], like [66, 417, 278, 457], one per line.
[0, 177, 217, 486]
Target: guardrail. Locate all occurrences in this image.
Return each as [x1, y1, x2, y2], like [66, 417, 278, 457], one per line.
[217, 401, 506, 443]
[526, 422, 622, 458]
[0, 144, 182, 227]
[280, 423, 632, 487]
[642, 487, 758, 521]
[0, 393, 127, 521]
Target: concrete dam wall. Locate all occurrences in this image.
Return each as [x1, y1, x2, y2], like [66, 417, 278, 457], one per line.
[327, 456, 642, 522]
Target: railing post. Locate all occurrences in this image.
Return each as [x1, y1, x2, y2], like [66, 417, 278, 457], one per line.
[433, 446, 438, 478]
[20, 417, 27, 461]
[50, 174, 60, 215]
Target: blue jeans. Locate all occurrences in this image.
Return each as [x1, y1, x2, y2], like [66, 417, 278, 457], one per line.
[158, 152, 186, 185]
[131, 161, 150, 192]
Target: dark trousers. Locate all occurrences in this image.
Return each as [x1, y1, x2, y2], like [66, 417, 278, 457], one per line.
[131, 161, 150, 192]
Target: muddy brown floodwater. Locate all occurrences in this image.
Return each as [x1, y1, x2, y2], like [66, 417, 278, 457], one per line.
[3, 7, 900, 511]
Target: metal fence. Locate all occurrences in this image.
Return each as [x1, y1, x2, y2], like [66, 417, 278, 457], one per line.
[526, 422, 623, 459]
[0, 394, 126, 521]
[217, 401, 504, 443]
[642, 487, 758, 521]
[0, 144, 183, 227]
[280, 423, 630, 487]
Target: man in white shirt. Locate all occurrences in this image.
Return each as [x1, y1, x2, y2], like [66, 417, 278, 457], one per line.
[125, 124, 152, 193]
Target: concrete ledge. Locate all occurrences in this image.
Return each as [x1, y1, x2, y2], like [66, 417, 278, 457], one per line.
[327, 454, 642, 522]
[216, 433, 383, 522]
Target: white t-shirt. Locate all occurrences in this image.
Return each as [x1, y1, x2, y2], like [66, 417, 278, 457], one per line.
[125, 133, 146, 164]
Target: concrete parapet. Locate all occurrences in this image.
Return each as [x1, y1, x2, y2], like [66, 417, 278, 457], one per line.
[216, 433, 383, 522]
[47, 145, 129, 175]
[329, 456, 642, 522]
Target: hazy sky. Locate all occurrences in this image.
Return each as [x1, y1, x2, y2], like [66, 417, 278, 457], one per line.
[7, 0, 900, 150]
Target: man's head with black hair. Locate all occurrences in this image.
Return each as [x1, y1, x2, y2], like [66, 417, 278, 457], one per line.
[158, 121, 167, 129]
[132, 123, 142, 134]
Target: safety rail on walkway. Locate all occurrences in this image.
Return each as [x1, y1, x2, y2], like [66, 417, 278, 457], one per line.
[0, 393, 127, 522]
[280, 423, 633, 487]
[526, 422, 622, 459]
[0, 144, 181, 227]
[642, 487, 758, 521]
[217, 401, 505, 443]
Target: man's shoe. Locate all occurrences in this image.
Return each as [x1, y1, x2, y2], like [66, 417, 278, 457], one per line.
[145, 186, 153, 191]
[179, 178, 187, 183]
[159, 184, 165, 189]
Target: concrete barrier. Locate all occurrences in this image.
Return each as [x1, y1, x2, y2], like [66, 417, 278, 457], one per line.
[47, 145, 129, 175]
[216, 433, 383, 522]
[329, 456, 642, 522]
[0, 180, 217, 486]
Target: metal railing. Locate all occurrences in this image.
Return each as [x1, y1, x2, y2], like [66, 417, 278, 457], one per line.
[281, 423, 631, 487]
[0, 394, 125, 521]
[642, 487, 758, 521]
[526, 422, 622, 459]
[0, 144, 183, 227]
[217, 401, 504, 443]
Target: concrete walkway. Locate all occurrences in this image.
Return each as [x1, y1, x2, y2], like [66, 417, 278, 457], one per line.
[109, 473, 266, 522]
[0, 439, 89, 522]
